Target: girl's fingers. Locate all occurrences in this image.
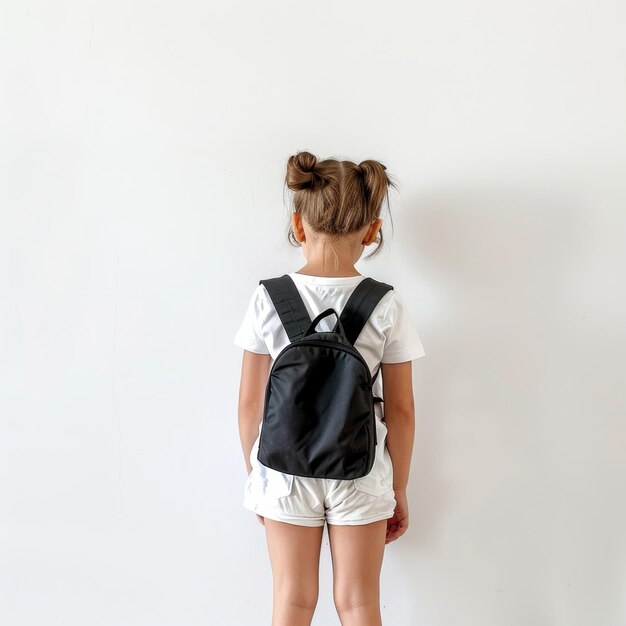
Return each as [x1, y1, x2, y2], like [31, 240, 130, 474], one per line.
[385, 518, 408, 543]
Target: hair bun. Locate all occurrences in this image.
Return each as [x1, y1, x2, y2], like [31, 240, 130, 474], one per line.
[359, 159, 387, 173]
[286, 151, 324, 191]
[295, 151, 317, 173]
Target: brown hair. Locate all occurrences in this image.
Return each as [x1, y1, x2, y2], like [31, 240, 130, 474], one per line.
[284, 150, 396, 260]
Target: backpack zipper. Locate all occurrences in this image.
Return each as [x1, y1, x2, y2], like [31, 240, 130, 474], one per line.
[269, 338, 373, 387]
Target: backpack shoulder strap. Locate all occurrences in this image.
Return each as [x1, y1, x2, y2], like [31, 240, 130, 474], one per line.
[259, 274, 311, 342]
[339, 277, 394, 346]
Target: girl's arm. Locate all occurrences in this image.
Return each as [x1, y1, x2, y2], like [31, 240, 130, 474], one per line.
[237, 349, 272, 475]
[380, 361, 416, 492]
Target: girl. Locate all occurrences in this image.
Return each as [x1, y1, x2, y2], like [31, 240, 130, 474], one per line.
[233, 151, 426, 626]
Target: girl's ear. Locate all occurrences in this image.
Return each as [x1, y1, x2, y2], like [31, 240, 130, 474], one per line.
[363, 218, 382, 245]
[292, 212, 306, 243]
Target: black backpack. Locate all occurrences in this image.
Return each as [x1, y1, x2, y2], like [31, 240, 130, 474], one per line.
[257, 274, 394, 480]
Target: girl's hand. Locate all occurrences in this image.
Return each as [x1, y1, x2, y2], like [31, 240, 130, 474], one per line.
[256, 514, 265, 525]
[385, 488, 409, 543]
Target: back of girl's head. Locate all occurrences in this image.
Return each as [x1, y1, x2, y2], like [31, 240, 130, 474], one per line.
[284, 150, 397, 260]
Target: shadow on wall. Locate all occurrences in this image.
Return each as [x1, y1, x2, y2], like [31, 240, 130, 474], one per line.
[391, 181, 607, 614]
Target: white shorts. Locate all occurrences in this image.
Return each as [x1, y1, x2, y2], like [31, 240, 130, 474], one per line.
[243, 418, 397, 527]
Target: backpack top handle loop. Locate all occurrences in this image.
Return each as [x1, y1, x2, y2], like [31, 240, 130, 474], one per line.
[331, 314, 348, 338]
[304, 307, 346, 337]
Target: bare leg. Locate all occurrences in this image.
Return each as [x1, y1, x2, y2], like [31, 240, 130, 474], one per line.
[264, 518, 325, 626]
[328, 519, 388, 626]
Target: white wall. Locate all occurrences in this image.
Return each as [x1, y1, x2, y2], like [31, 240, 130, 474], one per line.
[1, 1, 625, 624]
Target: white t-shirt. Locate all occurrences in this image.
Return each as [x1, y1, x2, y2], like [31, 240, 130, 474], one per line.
[233, 271, 426, 402]
[233, 271, 426, 494]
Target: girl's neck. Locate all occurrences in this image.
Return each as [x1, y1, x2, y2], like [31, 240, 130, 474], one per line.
[295, 264, 361, 278]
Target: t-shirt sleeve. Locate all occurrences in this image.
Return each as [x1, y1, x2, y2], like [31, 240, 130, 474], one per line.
[380, 291, 426, 363]
[233, 285, 270, 354]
